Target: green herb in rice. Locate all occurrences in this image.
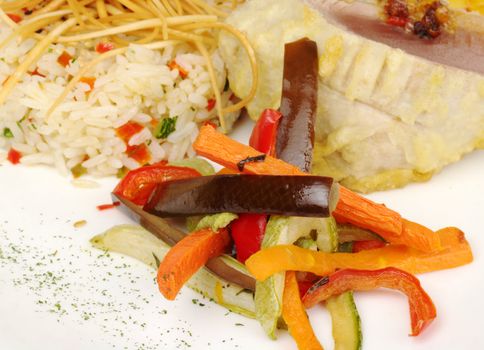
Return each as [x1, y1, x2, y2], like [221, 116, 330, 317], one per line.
[3, 128, 13, 138]
[154, 117, 178, 139]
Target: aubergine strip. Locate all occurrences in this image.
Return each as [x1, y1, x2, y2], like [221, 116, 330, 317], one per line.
[143, 174, 336, 218]
[113, 193, 256, 290]
[275, 37, 319, 173]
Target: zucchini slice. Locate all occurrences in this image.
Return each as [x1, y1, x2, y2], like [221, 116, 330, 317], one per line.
[318, 219, 363, 350]
[90, 224, 256, 318]
[254, 216, 289, 339]
[326, 292, 362, 350]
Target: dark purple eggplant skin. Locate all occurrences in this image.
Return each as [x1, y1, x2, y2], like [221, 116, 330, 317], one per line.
[143, 174, 334, 218]
[276, 38, 318, 173]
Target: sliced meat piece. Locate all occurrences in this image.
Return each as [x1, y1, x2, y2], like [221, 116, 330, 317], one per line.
[219, 0, 484, 192]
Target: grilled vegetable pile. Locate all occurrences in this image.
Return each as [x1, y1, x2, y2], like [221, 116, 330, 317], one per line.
[91, 38, 473, 350]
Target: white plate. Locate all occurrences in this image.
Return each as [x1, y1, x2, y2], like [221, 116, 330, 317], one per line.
[1, 116, 483, 350]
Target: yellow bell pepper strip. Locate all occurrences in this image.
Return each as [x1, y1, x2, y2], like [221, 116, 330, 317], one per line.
[282, 271, 324, 350]
[193, 124, 441, 252]
[157, 227, 231, 300]
[302, 267, 437, 336]
[245, 227, 472, 281]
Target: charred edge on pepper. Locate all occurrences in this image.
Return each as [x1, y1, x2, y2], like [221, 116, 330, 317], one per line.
[237, 154, 266, 171]
[306, 276, 329, 295]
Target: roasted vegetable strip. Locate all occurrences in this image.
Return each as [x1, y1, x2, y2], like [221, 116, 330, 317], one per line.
[194, 124, 303, 176]
[194, 125, 441, 252]
[90, 224, 256, 318]
[144, 174, 335, 218]
[282, 271, 324, 350]
[393, 219, 441, 252]
[245, 227, 472, 281]
[230, 109, 280, 263]
[231, 213, 267, 263]
[276, 38, 318, 172]
[302, 267, 437, 336]
[113, 163, 201, 205]
[250, 109, 282, 156]
[333, 186, 402, 243]
[114, 192, 256, 291]
[157, 227, 231, 300]
[352, 240, 387, 253]
[334, 190, 440, 251]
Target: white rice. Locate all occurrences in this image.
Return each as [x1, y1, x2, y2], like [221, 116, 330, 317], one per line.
[0, 23, 239, 177]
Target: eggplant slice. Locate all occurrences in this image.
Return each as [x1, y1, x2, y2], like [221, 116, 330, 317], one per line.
[144, 174, 336, 218]
[276, 38, 319, 172]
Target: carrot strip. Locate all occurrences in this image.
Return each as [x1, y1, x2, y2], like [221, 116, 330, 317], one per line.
[395, 219, 441, 252]
[246, 227, 472, 281]
[194, 124, 303, 176]
[334, 191, 440, 251]
[216, 167, 240, 175]
[193, 125, 441, 252]
[332, 186, 402, 241]
[157, 227, 231, 300]
[282, 271, 324, 350]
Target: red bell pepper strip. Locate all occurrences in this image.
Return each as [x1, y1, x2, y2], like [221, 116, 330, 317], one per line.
[7, 148, 22, 164]
[296, 272, 321, 298]
[29, 68, 45, 77]
[126, 143, 151, 165]
[168, 60, 188, 79]
[302, 267, 436, 336]
[95, 42, 114, 53]
[352, 239, 387, 253]
[7, 13, 22, 23]
[230, 214, 267, 263]
[115, 121, 144, 144]
[206, 98, 216, 112]
[57, 51, 73, 68]
[230, 109, 281, 263]
[113, 163, 201, 205]
[249, 109, 282, 156]
[97, 202, 121, 211]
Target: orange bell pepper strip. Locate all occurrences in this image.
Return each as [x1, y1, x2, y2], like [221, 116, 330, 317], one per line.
[193, 124, 441, 252]
[282, 271, 324, 350]
[157, 227, 231, 300]
[245, 227, 472, 281]
[302, 267, 436, 336]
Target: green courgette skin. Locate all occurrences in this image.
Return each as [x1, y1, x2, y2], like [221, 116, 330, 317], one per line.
[326, 292, 362, 350]
[323, 221, 363, 350]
